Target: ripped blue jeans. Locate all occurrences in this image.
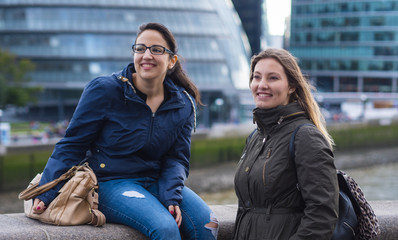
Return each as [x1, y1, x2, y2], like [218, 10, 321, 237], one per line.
[98, 177, 218, 240]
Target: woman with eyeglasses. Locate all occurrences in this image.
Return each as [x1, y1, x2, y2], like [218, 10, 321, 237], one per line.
[32, 22, 218, 240]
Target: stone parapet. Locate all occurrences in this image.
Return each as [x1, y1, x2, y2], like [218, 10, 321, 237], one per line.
[0, 202, 397, 240]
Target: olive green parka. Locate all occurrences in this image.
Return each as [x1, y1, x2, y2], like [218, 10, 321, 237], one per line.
[234, 102, 338, 240]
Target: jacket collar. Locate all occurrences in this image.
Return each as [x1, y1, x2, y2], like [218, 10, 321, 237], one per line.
[253, 102, 306, 134]
[113, 63, 185, 110]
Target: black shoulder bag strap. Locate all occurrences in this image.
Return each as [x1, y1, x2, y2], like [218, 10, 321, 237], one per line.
[246, 128, 257, 144]
[289, 123, 313, 160]
[289, 123, 360, 240]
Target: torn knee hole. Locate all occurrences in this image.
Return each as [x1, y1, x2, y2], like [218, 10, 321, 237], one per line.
[204, 212, 219, 239]
[205, 222, 218, 228]
[206, 212, 218, 228]
[205, 220, 219, 239]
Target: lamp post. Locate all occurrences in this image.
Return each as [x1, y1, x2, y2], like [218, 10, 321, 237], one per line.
[360, 94, 367, 121]
[0, 109, 3, 145]
[0, 109, 4, 192]
[0, 109, 5, 156]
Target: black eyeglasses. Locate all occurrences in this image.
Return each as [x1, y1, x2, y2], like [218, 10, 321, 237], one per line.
[132, 44, 174, 55]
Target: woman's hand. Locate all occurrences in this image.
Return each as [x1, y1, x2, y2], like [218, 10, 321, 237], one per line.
[32, 198, 46, 214]
[168, 205, 182, 227]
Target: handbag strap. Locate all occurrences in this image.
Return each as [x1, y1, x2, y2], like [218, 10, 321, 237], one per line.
[18, 164, 87, 200]
[89, 209, 106, 227]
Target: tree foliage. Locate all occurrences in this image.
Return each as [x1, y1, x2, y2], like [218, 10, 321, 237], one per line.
[0, 49, 41, 108]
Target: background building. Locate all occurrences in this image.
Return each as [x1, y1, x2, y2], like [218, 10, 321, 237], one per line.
[0, 0, 251, 128]
[232, 0, 263, 55]
[289, 0, 398, 120]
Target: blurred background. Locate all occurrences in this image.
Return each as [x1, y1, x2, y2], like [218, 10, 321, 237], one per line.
[0, 0, 397, 213]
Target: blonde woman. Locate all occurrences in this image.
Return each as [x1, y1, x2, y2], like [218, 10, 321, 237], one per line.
[234, 48, 338, 239]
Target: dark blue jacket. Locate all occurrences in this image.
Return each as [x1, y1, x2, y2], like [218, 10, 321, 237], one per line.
[38, 63, 196, 207]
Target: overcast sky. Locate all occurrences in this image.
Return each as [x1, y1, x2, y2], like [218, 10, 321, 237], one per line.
[266, 0, 291, 35]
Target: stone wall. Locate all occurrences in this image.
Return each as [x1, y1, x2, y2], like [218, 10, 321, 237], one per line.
[0, 202, 397, 240]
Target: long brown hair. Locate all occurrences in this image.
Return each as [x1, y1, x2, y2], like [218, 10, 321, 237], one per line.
[136, 22, 202, 105]
[249, 48, 334, 147]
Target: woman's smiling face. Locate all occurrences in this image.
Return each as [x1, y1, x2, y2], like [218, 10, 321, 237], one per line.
[133, 29, 176, 83]
[250, 58, 294, 109]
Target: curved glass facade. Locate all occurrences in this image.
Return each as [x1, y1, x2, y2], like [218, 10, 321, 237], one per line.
[290, 0, 398, 95]
[0, 0, 250, 127]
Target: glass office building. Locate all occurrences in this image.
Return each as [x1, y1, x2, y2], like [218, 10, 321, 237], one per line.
[232, 0, 263, 54]
[289, 0, 398, 99]
[0, 0, 250, 127]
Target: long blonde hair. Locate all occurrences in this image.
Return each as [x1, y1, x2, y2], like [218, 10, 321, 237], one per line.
[249, 48, 334, 147]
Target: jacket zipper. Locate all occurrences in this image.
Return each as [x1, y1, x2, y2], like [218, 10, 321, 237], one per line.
[149, 112, 155, 140]
[277, 111, 305, 124]
[262, 157, 267, 186]
[262, 147, 271, 186]
[237, 151, 246, 169]
[119, 74, 159, 141]
[119, 73, 194, 143]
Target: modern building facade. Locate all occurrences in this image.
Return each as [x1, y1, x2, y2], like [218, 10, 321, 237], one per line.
[289, 0, 398, 108]
[232, 0, 263, 55]
[0, 0, 251, 127]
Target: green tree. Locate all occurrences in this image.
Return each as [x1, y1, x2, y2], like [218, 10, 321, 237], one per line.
[0, 49, 41, 108]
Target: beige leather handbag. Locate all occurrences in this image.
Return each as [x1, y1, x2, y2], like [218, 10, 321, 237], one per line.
[18, 162, 106, 226]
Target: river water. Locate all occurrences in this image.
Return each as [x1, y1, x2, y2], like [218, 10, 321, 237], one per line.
[1, 148, 397, 214]
[193, 160, 398, 204]
[344, 162, 398, 201]
[194, 162, 398, 205]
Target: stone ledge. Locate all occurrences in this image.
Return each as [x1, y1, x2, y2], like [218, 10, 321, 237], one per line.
[0, 202, 397, 240]
[0, 205, 236, 240]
